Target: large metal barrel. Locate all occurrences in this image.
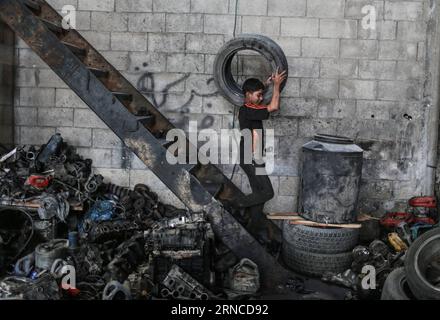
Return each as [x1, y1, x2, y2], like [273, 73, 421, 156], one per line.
[299, 134, 363, 224]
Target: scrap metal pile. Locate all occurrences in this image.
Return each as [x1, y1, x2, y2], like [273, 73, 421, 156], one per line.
[0, 134, 257, 300]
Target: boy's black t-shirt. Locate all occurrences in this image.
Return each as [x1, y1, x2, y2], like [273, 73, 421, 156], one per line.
[238, 104, 270, 163]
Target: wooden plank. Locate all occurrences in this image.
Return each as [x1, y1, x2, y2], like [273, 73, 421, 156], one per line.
[289, 220, 362, 229]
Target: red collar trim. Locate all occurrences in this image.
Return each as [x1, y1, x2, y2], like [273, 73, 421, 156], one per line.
[244, 103, 267, 110]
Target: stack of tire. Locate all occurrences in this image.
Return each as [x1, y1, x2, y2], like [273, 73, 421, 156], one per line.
[282, 222, 359, 277]
[381, 228, 440, 300]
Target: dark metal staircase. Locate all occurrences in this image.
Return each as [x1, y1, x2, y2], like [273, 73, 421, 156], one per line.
[0, 0, 348, 296]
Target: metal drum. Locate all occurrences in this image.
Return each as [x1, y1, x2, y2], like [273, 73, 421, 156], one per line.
[299, 134, 363, 224]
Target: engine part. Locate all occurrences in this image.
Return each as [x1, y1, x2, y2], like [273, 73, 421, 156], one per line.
[228, 258, 260, 294]
[35, 239, 69, 270]
[106, 183, 132, 199]
[388, 233, 408, 252]
[38, 193, 70, 222]
[14, 253, 35, 277]
[405, 228, 440, 300]
[50, 259, 69, 279]
[85, 174, 104, 194]
[82, 220, 140, 243]
[102, 280, 131, 300]
[162, 265, 212, 300]
[36, 133, 64, 165]
[33, 219, 56, 241]
[0, 273, 61, 300]
[396, 222, 412, 245]
[127, 264, 154, 300]
[322, 269, 358, 290]
[25, 174, 53, 190]
[213, 34, 288, 106]
[282, 221, 359, 254]
[369, 240, 390, 257]
[381, 268, 414, 300]
[380, 212, 414, 229]
[409, 196, 437, 208]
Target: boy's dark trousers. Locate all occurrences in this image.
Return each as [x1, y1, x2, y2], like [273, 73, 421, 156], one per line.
[234, 161, 275, 237]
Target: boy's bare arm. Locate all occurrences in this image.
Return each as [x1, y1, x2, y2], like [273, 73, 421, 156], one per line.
[266, 68, 287, 113]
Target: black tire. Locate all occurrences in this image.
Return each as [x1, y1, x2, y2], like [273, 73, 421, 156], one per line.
[381, 268, 415, 300]
[405, 228, 440, 300]
[213, 34, 288, 106]
[282, 221, 359, 254]
[282, 245, 352, 277]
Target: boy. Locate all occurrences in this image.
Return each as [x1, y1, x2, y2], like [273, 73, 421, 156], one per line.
[232, 68, 287, 243]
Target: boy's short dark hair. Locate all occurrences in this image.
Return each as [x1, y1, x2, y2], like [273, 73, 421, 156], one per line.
[242, 78, 265, 94]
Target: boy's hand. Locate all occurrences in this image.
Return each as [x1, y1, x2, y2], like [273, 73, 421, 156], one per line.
[271, 67, 287, 86]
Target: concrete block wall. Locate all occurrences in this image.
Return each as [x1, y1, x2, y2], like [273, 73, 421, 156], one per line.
[13, 0, 438, 216]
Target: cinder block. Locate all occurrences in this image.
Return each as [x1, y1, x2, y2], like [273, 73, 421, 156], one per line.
[80, 31, 110, 50]
[14, 107, 37, 126]
[101, 51, 129, 70]
[362, 159, 399, 180]
[345, 0, 384, 19]
[359, 60, 396, 80]
[91, 12, 128, 31]
[236, 0, 267, 15]
[127, 13, 166, 32]
[190, 0, 228, 14]
[18, 49, 46, 68]
[75, 11, 92, 31]
[36, 69, 68, 88]
[93, 128, 123, 148]
[19, 88, 55, 107]
[74, 109, 107, 128]
[307, 0, 345, 18]
[379, 41, 417, 60]
[186, 34, 225, 54]
[153, 0, 190, 13]
[265, 118, 298, 136]
[395, 61, 424, 80]
[128, 52, 167, 72]
[280, 78, 300, 97]
[274, 37, 301, 57]
[298, 118, 338, 137]
[377, 80, 421, 101]
[148, 33, 185, 53]
[16, 68, 37, 87]
[417, 42, 426, 61]
[77, 148, 112, 168]
[242, 16, 281, 36]
[111, 32, 147, 51]
[317, 99, 356, 119]
[159, 93, 203, 113]
[20, 126, 56, 145]
[268, 0, 306, 16]
[78, 0, 114, 12]
[397, 21, 427, 42]
[302, 38, 339, 58]
[300, 79, 339, 99]
[384, 1, 423, 21]
[357, 139, 397, 160]
[202, 96, 234, 115]
[339, 79, 376, 99]
[281, 18, 318, 37]
[279, 176, 300, 196]
[185, 75, 219, 95]
[131, 72, 185, 93]
[116, 0, 152, 12]
[320, 59, 358, 79]
[55, 127, 91, 147]
[357, 100, 390, 120]
[46, 0, 77, 10]
[204, 15, 240, 34]
[280, 98, 318, 117]
[166, 14, 203, 33]
[358, 20, 396, 40]
[94, 168, 130, 187]
[319, 19, 357, 39]
[340, 39, 378, 59]
[56, 88, 88, 109]
[166, 54, 204, 73]
[204, 54, 217, 74]
[38, 108, 73, 127]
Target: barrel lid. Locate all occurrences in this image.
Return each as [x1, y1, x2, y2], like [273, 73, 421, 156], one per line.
[314, 134, 353, 145]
